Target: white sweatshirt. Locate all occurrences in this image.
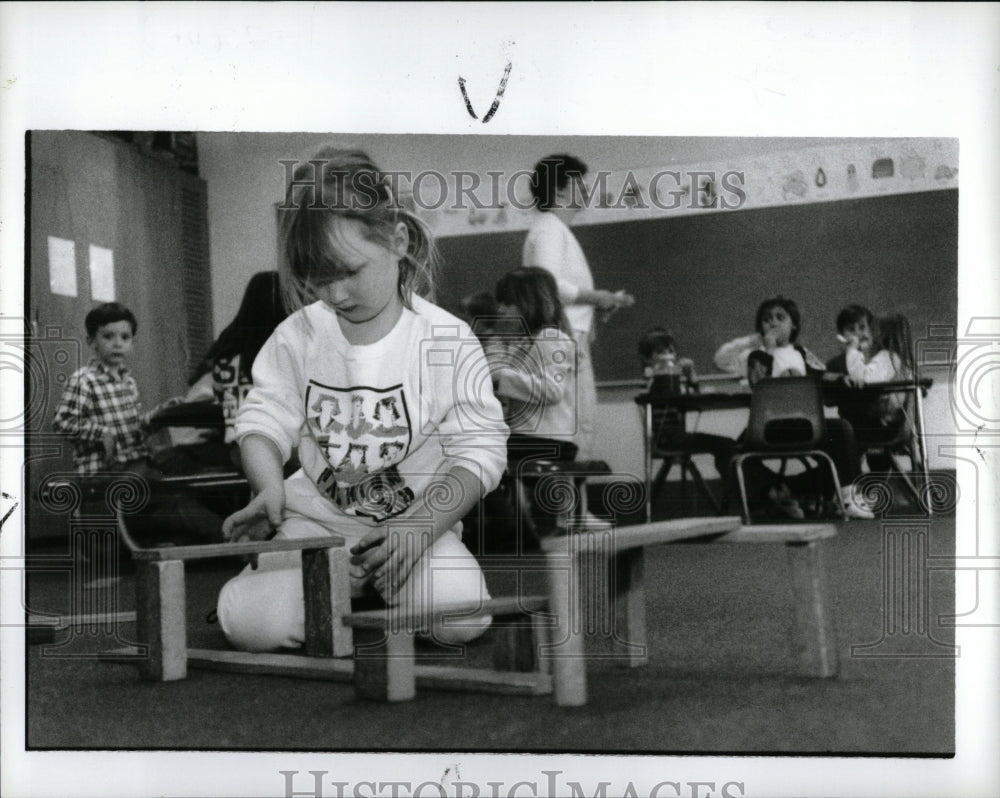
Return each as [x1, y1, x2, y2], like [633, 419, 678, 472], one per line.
[523, 212, 595, 337]
[236, 296, 509, 527]
[491, 327, 578, 441]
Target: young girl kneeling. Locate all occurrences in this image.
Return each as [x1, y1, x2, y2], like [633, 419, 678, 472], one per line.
[217, 148, 508, 651]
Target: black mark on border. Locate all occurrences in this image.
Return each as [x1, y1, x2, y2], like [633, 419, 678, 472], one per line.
[458, 62, 512, 123]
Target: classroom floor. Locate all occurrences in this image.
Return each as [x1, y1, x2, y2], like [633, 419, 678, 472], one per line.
[21, 480, 954, 755]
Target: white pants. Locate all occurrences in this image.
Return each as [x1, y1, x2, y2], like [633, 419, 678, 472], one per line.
[572, 329, 597, 460]
[217, 476, 492, 652]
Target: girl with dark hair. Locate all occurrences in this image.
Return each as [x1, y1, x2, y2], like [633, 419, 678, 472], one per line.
[186, 271, 288, 445]
[490, 266, 578, 462]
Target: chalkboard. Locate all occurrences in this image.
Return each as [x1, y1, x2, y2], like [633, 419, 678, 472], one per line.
[435, 190, 957, 383]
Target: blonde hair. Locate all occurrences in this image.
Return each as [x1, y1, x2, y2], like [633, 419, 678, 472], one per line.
[278, 147, 437, 314]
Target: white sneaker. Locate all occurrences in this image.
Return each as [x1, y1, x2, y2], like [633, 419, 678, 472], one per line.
[840, 485, 875, 520]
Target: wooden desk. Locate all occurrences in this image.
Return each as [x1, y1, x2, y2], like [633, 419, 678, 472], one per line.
[634, 378, 934, 522]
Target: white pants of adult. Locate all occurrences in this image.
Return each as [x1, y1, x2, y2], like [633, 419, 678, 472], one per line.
[571, 328, 597, 460]
[217, 473, 492, 652]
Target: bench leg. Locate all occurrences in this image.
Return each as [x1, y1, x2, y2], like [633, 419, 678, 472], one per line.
[135, 560, 187, 681]
[302, 546, 353, 658]
[352, 627, 416, 701]
[613, 548, 649, 667]
[545, 552, 587, 706]
[492, 617, 538, 673]
[787, 541, 839, 677]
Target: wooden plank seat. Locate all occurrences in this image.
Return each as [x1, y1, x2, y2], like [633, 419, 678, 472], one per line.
[539, 516, 840, 706]
[106, 512, 556, 700]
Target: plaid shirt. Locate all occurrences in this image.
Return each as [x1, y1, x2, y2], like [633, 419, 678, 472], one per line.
[52, 359, 154, 475]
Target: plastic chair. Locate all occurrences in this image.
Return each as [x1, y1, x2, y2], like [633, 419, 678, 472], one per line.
[733, 377, 845, 524]
[861, 373, 930, 511]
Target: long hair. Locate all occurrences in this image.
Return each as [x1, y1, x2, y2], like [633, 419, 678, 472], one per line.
[495, 267, 570, 338]
[278, 147, 437, 314]
[191, 271, 286, 384]
[874, 314, 914, 377]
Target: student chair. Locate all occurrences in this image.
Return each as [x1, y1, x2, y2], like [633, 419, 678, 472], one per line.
[860, 371, 931, 513]
[733, 377, 845, 524]
[648, 403, 722, 516]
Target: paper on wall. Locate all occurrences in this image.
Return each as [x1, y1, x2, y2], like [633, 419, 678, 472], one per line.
[88, 245, 116, 302]
[47, 236, 77, 297]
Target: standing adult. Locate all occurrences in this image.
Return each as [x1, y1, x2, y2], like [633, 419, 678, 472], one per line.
[522, 154, 634, 459]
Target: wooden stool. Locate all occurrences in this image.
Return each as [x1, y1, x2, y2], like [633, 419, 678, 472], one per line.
[540, 516, 840, 706]
[342, 595, 553, 702]
[124, 535, 350, 681]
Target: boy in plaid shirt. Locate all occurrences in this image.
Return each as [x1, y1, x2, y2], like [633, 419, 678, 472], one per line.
[53, 302, 218, 543]
[53, 303, 172, 475]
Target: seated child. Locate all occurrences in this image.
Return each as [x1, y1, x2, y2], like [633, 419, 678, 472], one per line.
[458, 290, 500, 348]
[52, 302, 222, 545]
[714, 296, 874, 520]
[824, 304, 892, 471]
[165, 271, 289, 473]
[638, 327, 735, 491]
[844, 313, 914, 451]
[489, 267, 579, 464]
[713, 295, 826, 379]
[481, 267, 579, 548]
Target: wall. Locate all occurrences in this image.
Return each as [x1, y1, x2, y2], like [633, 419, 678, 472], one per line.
[196, 134, 958, 472]
[196, 134, 937, 331]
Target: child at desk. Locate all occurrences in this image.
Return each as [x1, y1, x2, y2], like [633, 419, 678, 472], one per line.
[714, 296, 874, 519]
[831, 312, 915, 470]
[638, 327, 734, 487]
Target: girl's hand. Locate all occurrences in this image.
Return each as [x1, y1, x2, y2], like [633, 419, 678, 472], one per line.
[350, 525, 430, 602]
[221, 484, 285, 567]
[844, 375, 863, 389]
[762, 330, 778, 351]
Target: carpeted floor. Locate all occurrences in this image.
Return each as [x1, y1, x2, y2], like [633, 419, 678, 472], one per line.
[22, 485, 955, 754]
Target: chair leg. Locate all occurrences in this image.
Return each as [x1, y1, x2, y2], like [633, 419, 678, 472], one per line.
[813, 452, 846, 519]
[734, 456, 753, 525]
[650, 459, 673, 504]
[685, 459, 721, 514]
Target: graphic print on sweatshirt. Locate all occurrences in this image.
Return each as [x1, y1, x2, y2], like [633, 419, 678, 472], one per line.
[305, 381, 414, 521]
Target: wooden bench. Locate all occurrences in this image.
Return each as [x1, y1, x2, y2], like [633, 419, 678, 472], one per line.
[341, 594, 553, 702]
[115, 531, 351, 681]
[96, 510, 837, 708]
[539, 516, 840, 706]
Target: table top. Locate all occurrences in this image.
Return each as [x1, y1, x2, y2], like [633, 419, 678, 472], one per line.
[634, 377, 934, 410]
